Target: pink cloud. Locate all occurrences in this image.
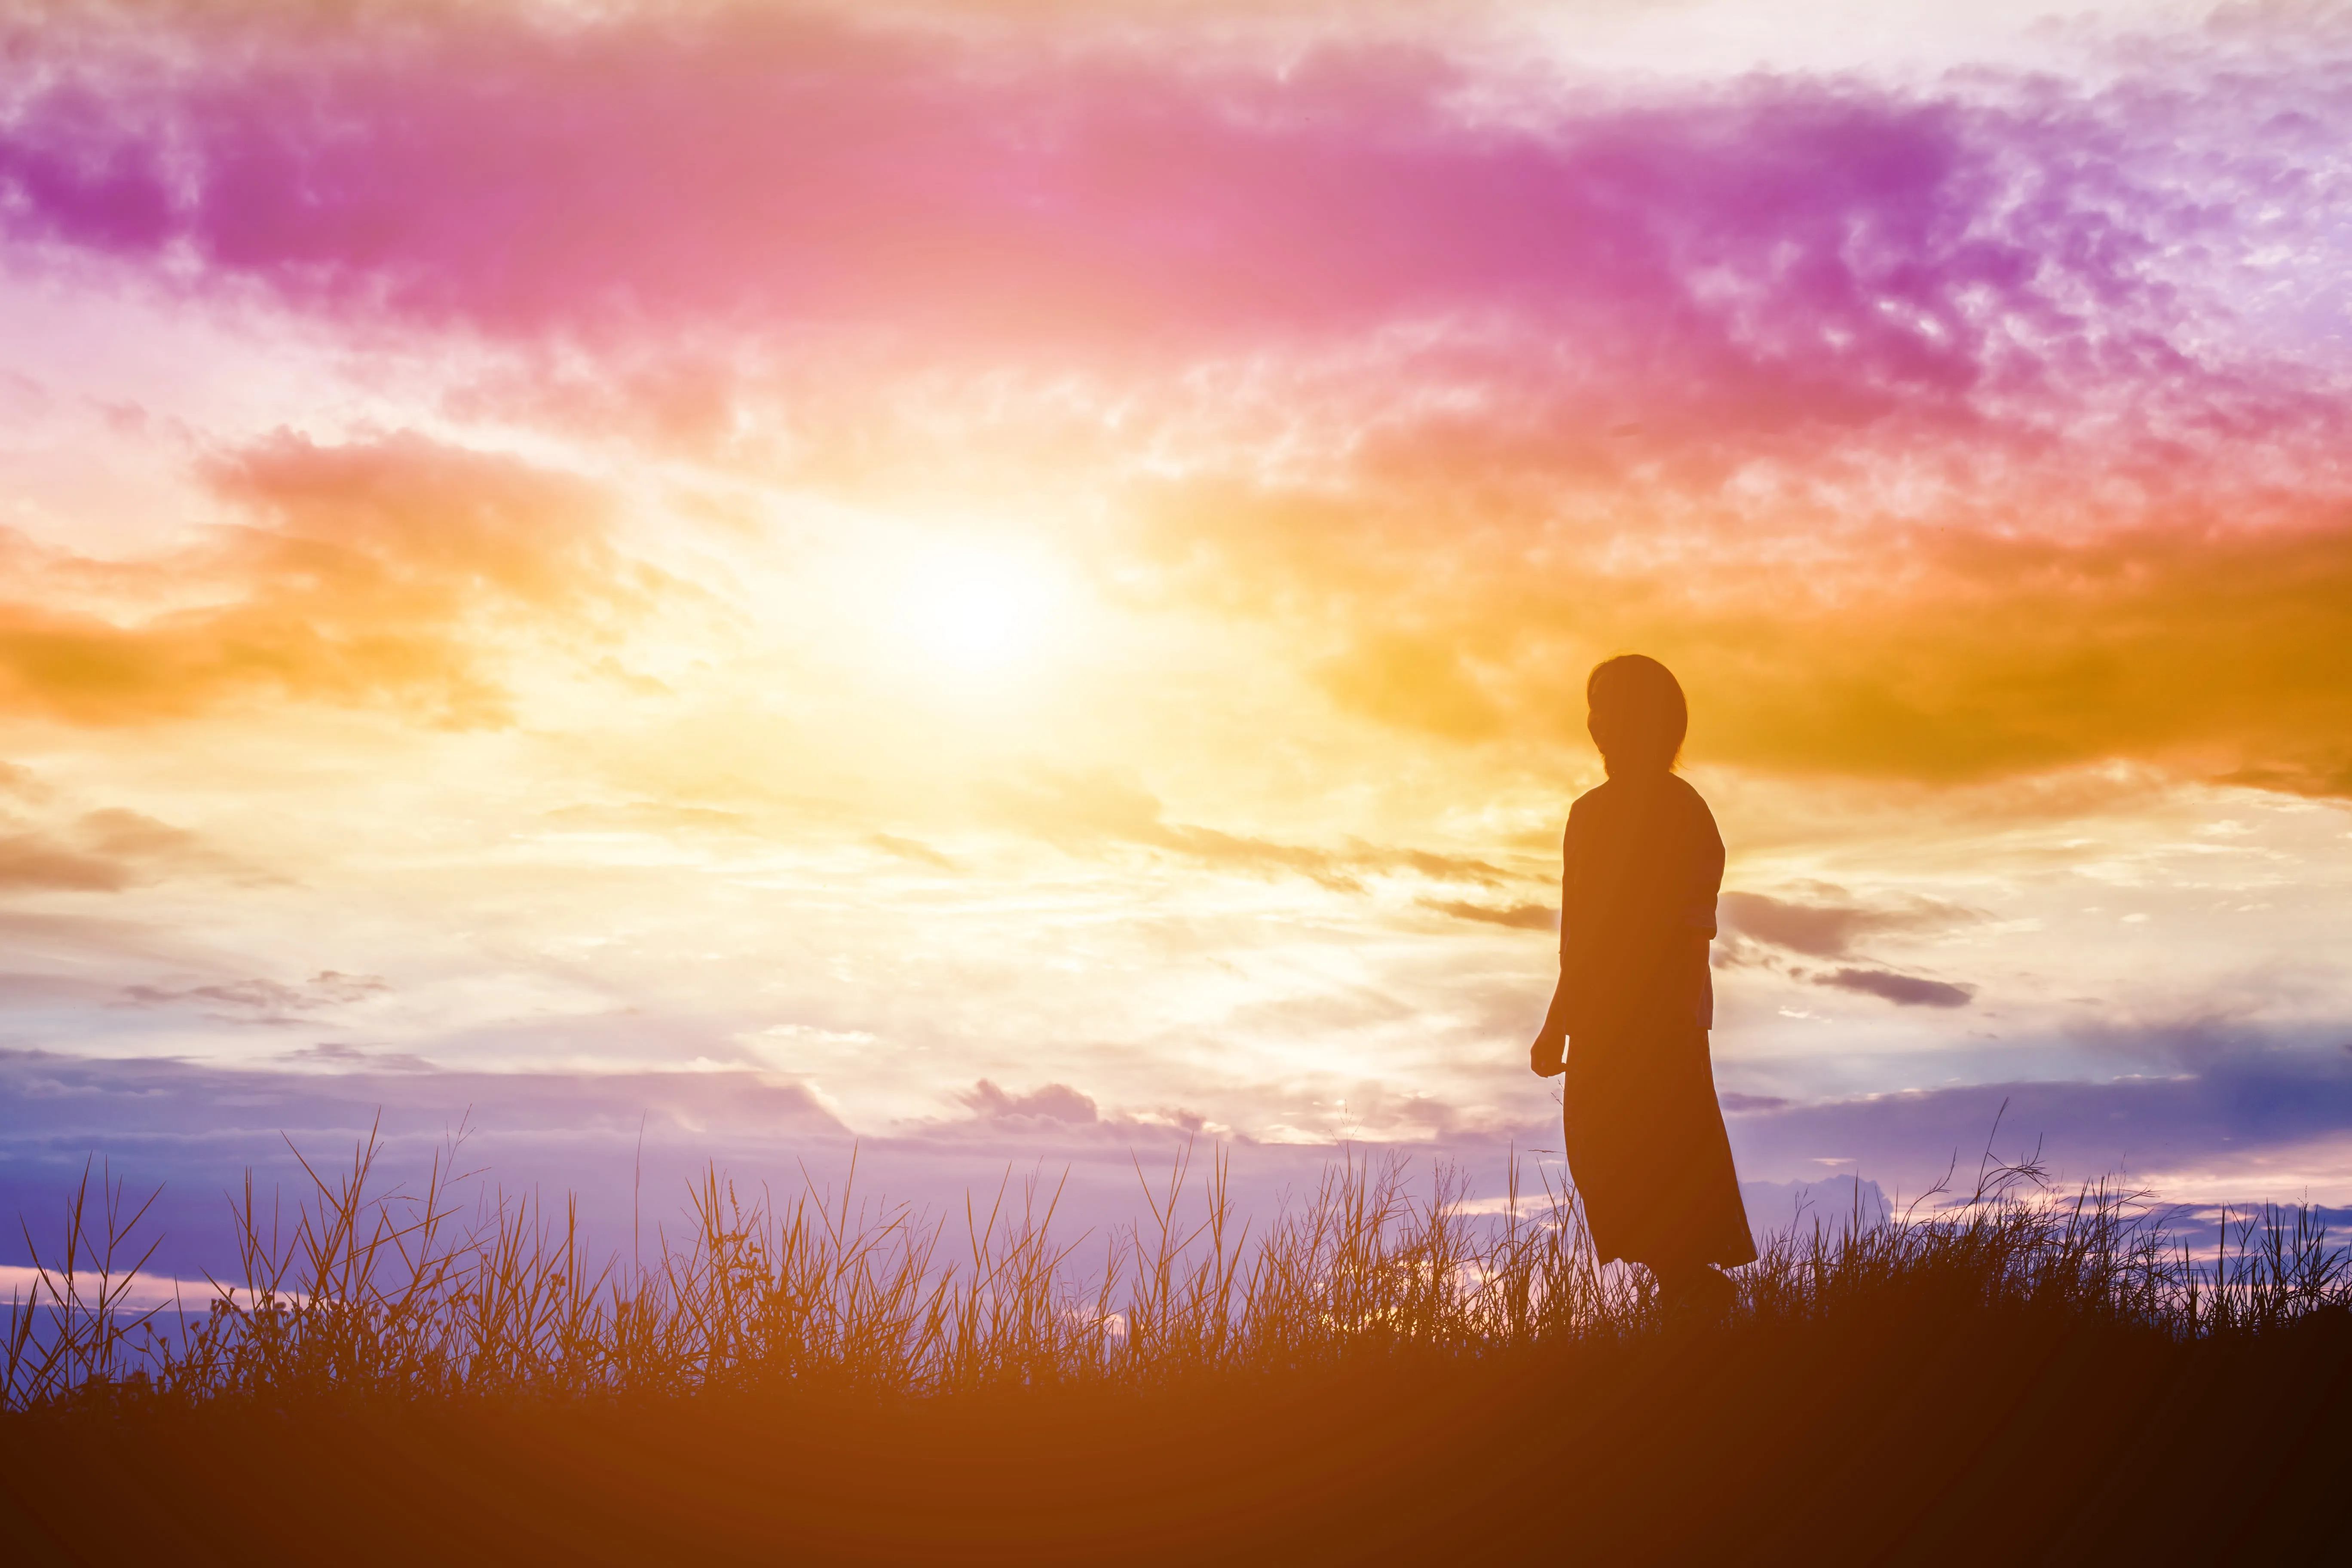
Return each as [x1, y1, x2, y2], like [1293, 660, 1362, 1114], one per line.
[3, 6, 2341, 465]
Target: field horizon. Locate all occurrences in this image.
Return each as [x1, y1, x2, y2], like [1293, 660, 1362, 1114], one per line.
[6, 1130, 2349, 1564]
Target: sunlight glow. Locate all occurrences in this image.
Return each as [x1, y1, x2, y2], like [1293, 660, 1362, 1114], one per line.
[889, 544, 1069, 682]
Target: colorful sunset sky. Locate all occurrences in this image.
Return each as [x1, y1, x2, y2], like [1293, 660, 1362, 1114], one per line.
[4, 0, 2351, 1271]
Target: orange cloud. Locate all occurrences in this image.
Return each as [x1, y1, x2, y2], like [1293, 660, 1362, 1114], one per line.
[0, 806, 223, 892]
[0, 433, 649, 727]
[0, 833, 133, 892]
[1315, 632, 1503, 741]
[1666, 522, 2352, 793]
[1159, 471, 2352, 796]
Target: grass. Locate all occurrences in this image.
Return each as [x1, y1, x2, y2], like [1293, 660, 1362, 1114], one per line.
[3, 1125, 2349, 1564]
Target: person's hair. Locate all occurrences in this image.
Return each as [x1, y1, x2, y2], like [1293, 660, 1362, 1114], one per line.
[1586, 654, 1687, 772]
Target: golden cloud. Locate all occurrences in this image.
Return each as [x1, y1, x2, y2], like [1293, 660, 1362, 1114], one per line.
[1149, 475, 2352, 795]
[0, 433, 649, 728]
[0, 805, 225, 892]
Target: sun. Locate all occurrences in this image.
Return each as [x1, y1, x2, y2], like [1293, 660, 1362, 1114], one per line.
[892, 543, 1068, 680]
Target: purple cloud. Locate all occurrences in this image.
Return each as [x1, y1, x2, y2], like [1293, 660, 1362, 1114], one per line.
[0, 6, 2339, 482]
[961, 1079, 1102, 1125]
[1815, 967, 1976, 1009]
[1719, 889, 1975, 960]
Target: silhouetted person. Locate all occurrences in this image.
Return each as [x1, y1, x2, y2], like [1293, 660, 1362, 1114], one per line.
[1530, 655, 1755, 1309]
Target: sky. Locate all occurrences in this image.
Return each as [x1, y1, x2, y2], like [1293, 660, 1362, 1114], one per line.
[3, 0, 2351, 1272]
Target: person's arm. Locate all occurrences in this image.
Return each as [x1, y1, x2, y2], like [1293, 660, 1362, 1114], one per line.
[1677, 797, 1727, 1028]
[1530, 816, 1574, 1077]
[1530, 972, 1570, 1077]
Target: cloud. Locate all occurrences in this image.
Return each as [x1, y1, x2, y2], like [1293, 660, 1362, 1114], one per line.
[7, 9, 2351, 798]
[119, 970, 392, 1026]
[871, 833, 958, 870]
[1813, 967, 1975, 1009]
[1725, 1045, 2352, 1198]
[0, 14, 2039, 380]
[0, 833, 134, 891]
[0, 807, 226, 893]
[0, 1046, 857, 1278]
[0, 432, 650, 727]
[990, 769, 1509, 891]
[1422, 898, 1555, 931]
[960, 1079, 1101, 1124]
[1715, 887, 1977, 1006]
[1318, 634, 1503, 741]
[540, 802, 763, 838]
[1205, 492, 2352, 796]
[282, 1041, 435, 1073]
[1678, 524, 2352, 794]
[74, 809, 199, 861]
[1718, 888, 1975, 961]
[0, 1046, 854, 1152]
[0, 7, 2333, 444]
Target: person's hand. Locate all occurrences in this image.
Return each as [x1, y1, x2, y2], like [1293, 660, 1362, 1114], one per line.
[1529, 1034, 1567, 1078]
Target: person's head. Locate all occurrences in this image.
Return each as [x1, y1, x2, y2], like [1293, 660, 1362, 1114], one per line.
[1585, 654, 1687, 775]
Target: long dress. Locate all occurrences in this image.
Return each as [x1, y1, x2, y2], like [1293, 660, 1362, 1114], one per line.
[1545, 769, 1755, 1269]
